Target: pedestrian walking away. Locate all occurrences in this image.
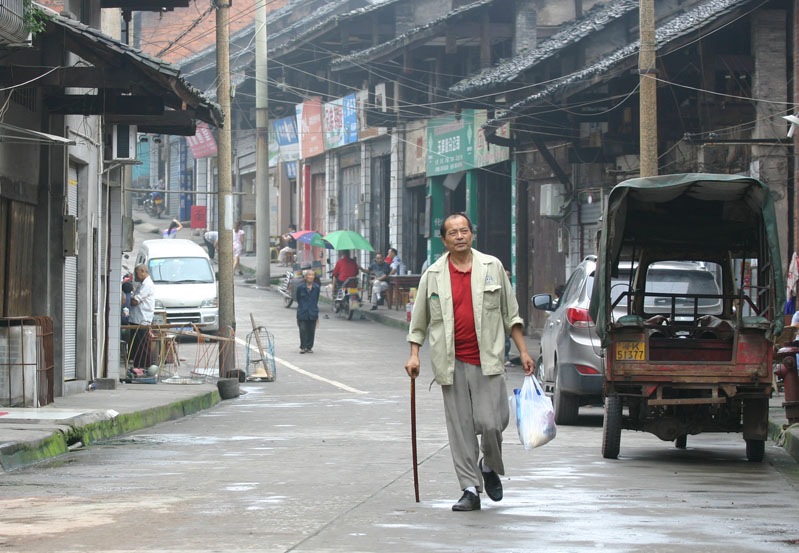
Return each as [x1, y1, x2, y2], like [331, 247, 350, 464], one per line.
[232, 221, 246, 275]
[296, 269, 320, 353]
[405, 212, 534, 511]
[129, 264, 155, 369]
[203, 230, 218, 260]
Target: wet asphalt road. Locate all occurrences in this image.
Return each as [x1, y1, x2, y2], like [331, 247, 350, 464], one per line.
[2, 282, 799, 552]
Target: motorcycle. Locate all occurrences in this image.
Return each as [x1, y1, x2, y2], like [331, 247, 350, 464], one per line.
[143, 190, 165, 218]
[332, 275, 362, 320]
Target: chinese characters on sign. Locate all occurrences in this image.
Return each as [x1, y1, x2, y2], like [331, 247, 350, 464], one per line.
[296, 98, 325, 159]
[273, 116, 299, 162]
[323, 94, 358, 150]
[186, 123, 218, 159]
[426, 110, 509, 176]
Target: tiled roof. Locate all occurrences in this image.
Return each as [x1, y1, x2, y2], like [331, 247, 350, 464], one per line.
[330, 0, 498, 71]
[271, 0, 401, 57]
[449, 0, 637, 97]
[486, 0, 752, 129]
[48, 11, 223, 126]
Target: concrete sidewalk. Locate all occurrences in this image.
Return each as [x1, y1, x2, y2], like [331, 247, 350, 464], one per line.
[0, 383, 219, 471]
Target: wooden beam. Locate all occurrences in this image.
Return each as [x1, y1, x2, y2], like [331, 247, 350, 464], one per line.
[0, 66, 136, 89]
[44, 94, 165, 115]
[107, 111, 196, 136]
[480, 14, 491, 69]
[532, 135, 572, 195]
[100, 0, 188, 9]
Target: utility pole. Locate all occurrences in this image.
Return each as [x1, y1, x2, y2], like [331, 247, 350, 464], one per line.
[255, 0, 271, 287]
[638, 0, 658, 177]
[793, 2, 798, 253]
[215, 0, 236, 374]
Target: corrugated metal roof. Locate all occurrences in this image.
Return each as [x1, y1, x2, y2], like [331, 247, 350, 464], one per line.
[48, 12, 222, 126]
[449, 0, 637, 97]
[487, 0, 753, 128]
[330, 0, 498, 71]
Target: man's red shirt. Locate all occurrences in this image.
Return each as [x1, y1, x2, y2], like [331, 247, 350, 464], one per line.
[333, 257, 359, 282]
[449, 259, 481, 365]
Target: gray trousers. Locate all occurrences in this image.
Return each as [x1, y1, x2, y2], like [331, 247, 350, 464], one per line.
[441, 360, 510, 492]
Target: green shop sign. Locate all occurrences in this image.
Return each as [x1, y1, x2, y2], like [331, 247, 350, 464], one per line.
[426, 110, 509, 176]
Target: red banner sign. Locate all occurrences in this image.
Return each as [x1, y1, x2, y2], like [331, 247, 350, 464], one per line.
[186, 123, 218, 159]
[190, 205, 207, 229]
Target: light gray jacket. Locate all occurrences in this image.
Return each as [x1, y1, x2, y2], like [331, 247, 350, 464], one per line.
[407, 248, 523, 385]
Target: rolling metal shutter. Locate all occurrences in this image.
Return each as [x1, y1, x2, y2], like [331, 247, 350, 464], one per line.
[63, 165, 78, 380]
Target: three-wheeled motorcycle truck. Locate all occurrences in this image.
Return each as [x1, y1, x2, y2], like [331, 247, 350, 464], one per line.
[589, 174, 784, 462]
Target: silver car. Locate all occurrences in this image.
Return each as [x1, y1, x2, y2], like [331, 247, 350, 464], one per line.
[533, 257, 722, 425]
[532, 256, 603, 425]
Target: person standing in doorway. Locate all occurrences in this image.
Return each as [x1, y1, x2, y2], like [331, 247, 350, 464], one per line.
[405, 212, 534, 512]
[233, 221, 246, 276]
[296, 269, 320, 353]
[129, 264, 155, 369]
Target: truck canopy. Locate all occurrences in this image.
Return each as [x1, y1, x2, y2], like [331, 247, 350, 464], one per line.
[588, 173, 784, 345]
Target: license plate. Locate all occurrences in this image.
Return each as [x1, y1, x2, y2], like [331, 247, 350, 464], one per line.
[615, 341, 645, 361]
[347, 288, 358, 294]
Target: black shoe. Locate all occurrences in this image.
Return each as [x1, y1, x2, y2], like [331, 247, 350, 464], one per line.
[452, 490, 480, 511]
[370, 305, 378, 311]
[480, 458, 503, 502]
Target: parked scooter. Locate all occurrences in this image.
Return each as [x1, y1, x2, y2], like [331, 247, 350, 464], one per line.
[332, 275, 362, 320]
[143, 190, 165, 218]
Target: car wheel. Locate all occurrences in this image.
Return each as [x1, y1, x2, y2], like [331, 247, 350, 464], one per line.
[553, 363, 579, 425]
[745, 439, 764, 462]
[674, 435, 687, 449]
[602, 395, 622, 459]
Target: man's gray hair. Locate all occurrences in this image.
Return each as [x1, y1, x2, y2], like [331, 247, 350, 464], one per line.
[135, 263, 149, 274]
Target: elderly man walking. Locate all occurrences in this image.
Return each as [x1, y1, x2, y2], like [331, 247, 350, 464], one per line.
[405, 213, 534, 511]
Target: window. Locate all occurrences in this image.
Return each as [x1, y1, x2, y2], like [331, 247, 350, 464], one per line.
[148, 257, 214, 284]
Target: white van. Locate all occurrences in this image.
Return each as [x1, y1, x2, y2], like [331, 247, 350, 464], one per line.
[135, 239, 218, 332]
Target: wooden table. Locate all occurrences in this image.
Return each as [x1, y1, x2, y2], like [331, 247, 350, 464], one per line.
[387, 274, 421, 310]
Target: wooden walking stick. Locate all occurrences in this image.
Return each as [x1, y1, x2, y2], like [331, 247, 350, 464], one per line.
[411, 376, 420, 502]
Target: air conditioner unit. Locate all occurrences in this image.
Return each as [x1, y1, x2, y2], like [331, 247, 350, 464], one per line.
[540, 183, 565, 218]
[105, 124, 137, 161]
[0, 0, 30, 45]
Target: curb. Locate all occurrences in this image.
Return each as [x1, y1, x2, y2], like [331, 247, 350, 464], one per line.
[769, 417, 799, 463]
[0, 390, 221, 472]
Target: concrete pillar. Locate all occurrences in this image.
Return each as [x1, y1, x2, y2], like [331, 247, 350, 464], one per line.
[107, 186, 123, 380]
[513, 0, 537, 55]
[428, 176, 445, 263]
[389, 130, 404, 258]
[752, 10, 789, 260]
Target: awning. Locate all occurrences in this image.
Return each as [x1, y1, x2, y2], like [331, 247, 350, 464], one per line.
[33, 12, 223, 133]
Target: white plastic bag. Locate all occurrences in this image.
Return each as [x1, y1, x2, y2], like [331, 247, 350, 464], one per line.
[510, 375, 557, 450]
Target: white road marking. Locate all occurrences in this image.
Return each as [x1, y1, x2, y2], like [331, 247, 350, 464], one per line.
[235, 336, 367, 394]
